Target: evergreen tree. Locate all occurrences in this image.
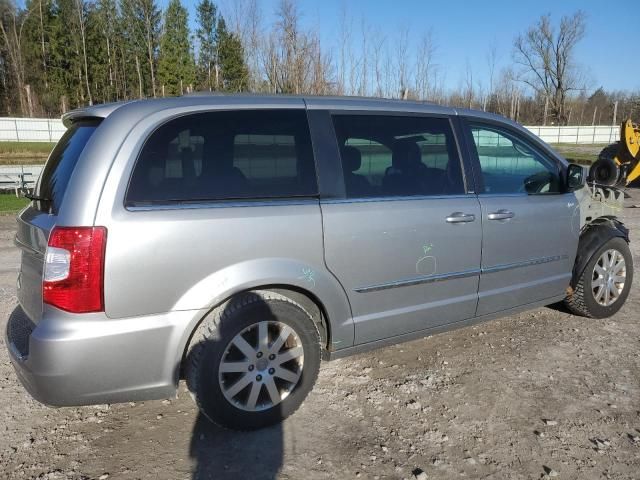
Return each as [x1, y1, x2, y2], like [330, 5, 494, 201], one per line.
[22, 0, 55, 115]
[120, 0, 161, 98]
[92, 0, 120, 103]
[49, 0, 83, 110]
[195, 0, 217, 91]
[1, 0, 35, 115]
[216, 17, 248, 92]
[158, 0, 195, 96]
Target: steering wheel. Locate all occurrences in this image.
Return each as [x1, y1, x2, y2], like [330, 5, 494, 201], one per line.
[521, 172, 552, 194]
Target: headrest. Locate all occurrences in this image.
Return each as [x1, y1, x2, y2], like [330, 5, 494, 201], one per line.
[392, 140, 421, 168]
[342, 146, 362, 172]
[145, 150, 165, 169]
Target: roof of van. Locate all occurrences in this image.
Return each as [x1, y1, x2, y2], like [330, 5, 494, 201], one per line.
[61, 94, 517, 128]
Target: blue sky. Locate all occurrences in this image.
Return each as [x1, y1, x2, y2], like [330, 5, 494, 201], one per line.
[171, 0, 639, 94]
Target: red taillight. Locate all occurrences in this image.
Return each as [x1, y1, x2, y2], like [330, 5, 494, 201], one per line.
[43, 226, 107, 313]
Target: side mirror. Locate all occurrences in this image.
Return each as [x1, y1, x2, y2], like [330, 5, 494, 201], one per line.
[566, 163, 587, 192]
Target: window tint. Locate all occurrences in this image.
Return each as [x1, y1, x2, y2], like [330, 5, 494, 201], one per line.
[470, 125, 561, 194]
[331, 115, 464, 198]
[126, 110, 317, 204]
[36, 119, 101, 214]
[343, 138, 391, 187]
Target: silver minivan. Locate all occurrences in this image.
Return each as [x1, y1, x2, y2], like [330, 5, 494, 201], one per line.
[6, 95, 633, 430]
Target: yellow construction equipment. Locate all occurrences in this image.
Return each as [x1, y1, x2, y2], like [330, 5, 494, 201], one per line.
[589, 119, 640, 186]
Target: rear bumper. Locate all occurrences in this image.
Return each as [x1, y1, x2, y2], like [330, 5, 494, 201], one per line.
[5, 304, 202, 406]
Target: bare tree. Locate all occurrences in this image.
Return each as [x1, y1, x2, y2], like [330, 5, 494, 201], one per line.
[97, 0, 117, 100]
[370, 27, 385, 97]
[244, 0, 262, 91]
[74, 0, 92, 105]
[485, 42, 498, 110]
[36, 0, 48, 90]
[142, 3, 158, 98]
[275, 0, 303, 94]
[514, 11, 586, 125]
[337, 1, 351, 95]
[414, 29, 437, 100]
[225, 0, 262, 90]
[433, 70, 446, 104]
[395, 26, 410, 99]
[463, 59, 474, 108]
[493, 67, 520, 119]
[135, 54, 143, 98]
[261, 31, 278, 93]
[308, 32, 333, 94]
[357, 16, 368, 96]
[262, 0, 329, 95]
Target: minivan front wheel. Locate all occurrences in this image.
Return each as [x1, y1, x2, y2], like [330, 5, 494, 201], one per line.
[186, 291, 321, 430]
[565, 237, 633, 318]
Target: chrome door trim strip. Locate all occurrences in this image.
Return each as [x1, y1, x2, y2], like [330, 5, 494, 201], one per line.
[354, 268, 481, 293]
[481, 254, 568, 274]
[322, 194, 474, 205]
[353, 254, 568, 293]
[126, 198, 320, 211]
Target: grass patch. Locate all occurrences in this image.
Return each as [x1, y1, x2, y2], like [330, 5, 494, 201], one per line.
[550, 143, 609, 149]
[0, 141, 54, 164]
[550, 144, 604, 165]
[555, 152, 597, 165]
[0, 194, 29, 214]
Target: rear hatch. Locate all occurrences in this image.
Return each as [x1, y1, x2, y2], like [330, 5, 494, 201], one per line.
[15, 119, 101, 324]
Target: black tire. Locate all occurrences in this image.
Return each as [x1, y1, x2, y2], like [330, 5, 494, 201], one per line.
[564, 237, 633, 318]
[588, 157, 620, 186]
[598, 142, 619, 162]
[597, 142, 640, 188]
[185, 290, 321, 431]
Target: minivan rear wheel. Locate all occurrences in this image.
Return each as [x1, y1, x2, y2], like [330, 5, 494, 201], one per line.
[565, 237, 633, 318]
[185, 291, 321, 430]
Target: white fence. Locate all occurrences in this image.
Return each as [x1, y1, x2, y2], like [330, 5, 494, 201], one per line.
[0, 116, 621, 145]
[0, 165, 43, 193]
[524, 125, 619, 145]
[0, 117, 66, 142]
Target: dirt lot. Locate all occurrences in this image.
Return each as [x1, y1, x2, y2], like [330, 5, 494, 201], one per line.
[1, 192, 639, 480]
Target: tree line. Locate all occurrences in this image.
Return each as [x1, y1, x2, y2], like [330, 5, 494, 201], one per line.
[0, 0, 247, 116]
[0, 0, 638, 125]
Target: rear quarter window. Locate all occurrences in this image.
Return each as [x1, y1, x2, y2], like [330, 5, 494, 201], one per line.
[126, 110, 317, 205]
[36, 119, 101, 214]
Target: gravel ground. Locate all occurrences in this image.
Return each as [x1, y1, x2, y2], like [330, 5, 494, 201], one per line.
[1, 191, 639, 480]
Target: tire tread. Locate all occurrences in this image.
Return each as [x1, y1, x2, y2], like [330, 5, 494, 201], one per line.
[185, 290, 320, 430]
[564, 237, 633, 319]
[564, 274, 593, 318]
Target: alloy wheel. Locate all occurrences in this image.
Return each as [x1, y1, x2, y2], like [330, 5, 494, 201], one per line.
[218, 321, 304, 412]
[592, 248, 626, 307]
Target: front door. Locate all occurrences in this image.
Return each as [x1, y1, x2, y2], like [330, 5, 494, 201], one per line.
[464, 120, 578, 316]
[318, 112, 483, 345]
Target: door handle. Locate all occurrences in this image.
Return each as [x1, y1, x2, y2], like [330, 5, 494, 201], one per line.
[488, 209, 515, 221]
[446, 212, 476, 224]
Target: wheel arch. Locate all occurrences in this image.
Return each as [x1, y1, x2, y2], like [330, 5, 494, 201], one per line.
[265, 285, 331, 352]
[178, 282, 344, 381]
[572, 216, 630, 288]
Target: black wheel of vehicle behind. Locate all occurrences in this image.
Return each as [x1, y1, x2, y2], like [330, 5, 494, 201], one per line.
[588, 157, 621, 186]
[597, 142, 619, 163]
[185, 291, 321, 431]
[565, 237, 633, 318]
